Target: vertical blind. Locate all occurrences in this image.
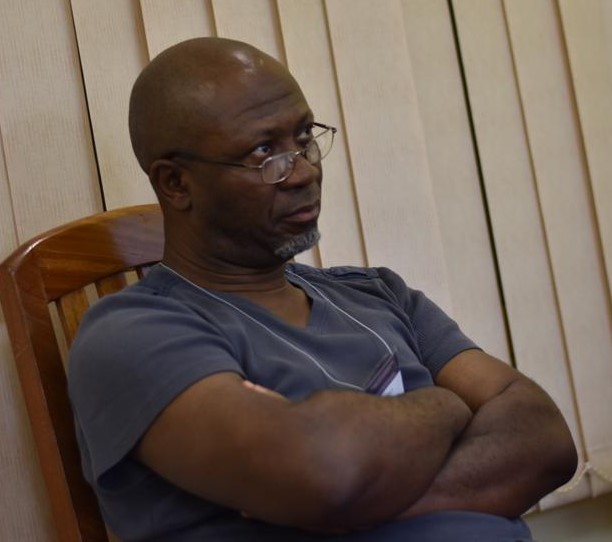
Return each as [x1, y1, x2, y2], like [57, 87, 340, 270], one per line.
[0, 0, 610, 538]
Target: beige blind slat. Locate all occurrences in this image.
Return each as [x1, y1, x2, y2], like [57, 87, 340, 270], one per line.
[277, 0, 365, 268]
[71, 0, 154, 209]
[559, 0, 612, 297]
[0, 131, 16, 256]
[325, 0, 452, 312]
[140, 0, 215, 59]
[211, 0, 283, 59]
[400, 0, 509, 360]
[453, 0, 590, 504]
[506, 0, 612, 501]
[0, 1, 101, 242]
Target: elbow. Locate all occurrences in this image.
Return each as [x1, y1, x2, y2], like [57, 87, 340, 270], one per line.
[301, 450, 418, 532]
[524, 384, 580, 492]
[297, 457, 370, 530]
[551, 432, 579, 487]
[540, 417, 579, 492]
[238, 452, 368, 532]
[287, 445, 386, 532]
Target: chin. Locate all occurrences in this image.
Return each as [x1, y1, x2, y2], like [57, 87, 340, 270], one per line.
[273, 228, 321, 260]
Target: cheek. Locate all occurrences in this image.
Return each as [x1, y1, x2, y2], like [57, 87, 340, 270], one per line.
[204, 183, 275, 229]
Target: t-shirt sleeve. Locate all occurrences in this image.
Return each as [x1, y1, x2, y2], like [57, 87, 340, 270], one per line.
[375, 267, 480, 375]
[67, 290, 245, 484]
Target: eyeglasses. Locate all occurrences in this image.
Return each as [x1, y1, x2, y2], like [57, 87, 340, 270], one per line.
[163, 122, 337, 185]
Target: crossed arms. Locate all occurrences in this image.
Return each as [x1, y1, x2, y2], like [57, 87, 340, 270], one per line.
[135, 349, 577, 533]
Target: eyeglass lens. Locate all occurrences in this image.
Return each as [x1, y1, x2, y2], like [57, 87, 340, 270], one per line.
[262, 127, 334, 184]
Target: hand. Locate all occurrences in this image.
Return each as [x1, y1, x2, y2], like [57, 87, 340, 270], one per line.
[242, 380, 289, 402]
[396, 350, 577, 519]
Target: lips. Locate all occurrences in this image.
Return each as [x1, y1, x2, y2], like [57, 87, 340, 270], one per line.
[281, 201, 320, 223]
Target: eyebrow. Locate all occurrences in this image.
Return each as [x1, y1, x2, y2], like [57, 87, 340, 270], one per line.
[231, 112, 315, 154]
[248, 111, 315, 139]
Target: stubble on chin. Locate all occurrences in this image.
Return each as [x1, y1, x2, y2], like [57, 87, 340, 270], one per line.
[273, 228, 321, 260]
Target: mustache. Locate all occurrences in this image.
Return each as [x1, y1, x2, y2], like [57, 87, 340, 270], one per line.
[285, 184, 321, 210]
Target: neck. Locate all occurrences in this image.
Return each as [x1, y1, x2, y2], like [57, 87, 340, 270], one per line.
[161, 252, 311, 328]
[161, 250, 292, 295]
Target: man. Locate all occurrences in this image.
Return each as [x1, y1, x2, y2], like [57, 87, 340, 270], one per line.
[68, 37, 577, 541]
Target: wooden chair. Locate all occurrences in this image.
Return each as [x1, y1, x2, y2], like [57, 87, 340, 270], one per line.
[0, 204, 164, 542]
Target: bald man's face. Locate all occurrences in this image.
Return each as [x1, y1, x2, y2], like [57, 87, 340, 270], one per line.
[177, 66, 323, 268]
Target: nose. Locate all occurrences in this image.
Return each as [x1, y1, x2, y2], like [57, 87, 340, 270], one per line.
[278, 152, 320, 190]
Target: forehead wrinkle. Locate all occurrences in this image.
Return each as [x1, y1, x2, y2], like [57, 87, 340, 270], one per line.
[179, 64, 304, 128]
[219, 71, 310, 120]
[210, 99, 313, 148]
[229, 87, 300, 121]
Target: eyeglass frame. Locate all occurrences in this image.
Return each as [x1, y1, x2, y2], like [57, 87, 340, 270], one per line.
[161, 122, 337, 185]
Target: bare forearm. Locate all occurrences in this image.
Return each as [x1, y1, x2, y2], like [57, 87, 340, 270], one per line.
[137, 373, 472, 533]
[401, 379, 577, 519]
[242, 385, 472, 531]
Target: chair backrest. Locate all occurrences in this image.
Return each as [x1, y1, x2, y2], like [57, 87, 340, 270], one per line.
[0, 204, 164, 542]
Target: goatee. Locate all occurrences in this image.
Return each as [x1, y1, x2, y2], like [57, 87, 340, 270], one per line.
[273, 228, 321, 260]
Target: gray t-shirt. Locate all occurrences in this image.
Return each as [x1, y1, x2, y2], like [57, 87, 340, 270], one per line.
[68, 263, 531, 541]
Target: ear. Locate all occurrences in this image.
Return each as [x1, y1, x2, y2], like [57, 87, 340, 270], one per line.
[148, 159, 192, 211]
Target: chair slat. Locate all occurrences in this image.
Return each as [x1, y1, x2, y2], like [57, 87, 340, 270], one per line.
[96, 272, 129, 298]
[58, 289, 92, 348]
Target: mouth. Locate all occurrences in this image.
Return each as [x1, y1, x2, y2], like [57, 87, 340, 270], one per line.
[280, 201, 320, 224]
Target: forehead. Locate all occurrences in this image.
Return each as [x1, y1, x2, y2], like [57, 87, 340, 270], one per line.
[190, 66, 312, 144]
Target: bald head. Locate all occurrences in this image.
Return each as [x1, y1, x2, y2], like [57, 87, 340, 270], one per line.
[129, 37, 298, 172]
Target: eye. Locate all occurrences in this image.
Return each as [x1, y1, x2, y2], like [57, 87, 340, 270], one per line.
[249, 142, 273, 162]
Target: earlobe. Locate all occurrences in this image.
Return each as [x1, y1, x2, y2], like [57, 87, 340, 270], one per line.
[149, 160, 192, 211]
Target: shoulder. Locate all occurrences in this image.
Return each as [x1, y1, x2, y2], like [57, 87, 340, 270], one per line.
[75, 264, 201, 331]
[288, 263, 403, 285]
[287, 263, 415, 302]
[74, 279, 186, 345]
[68, 266, 223, 385]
